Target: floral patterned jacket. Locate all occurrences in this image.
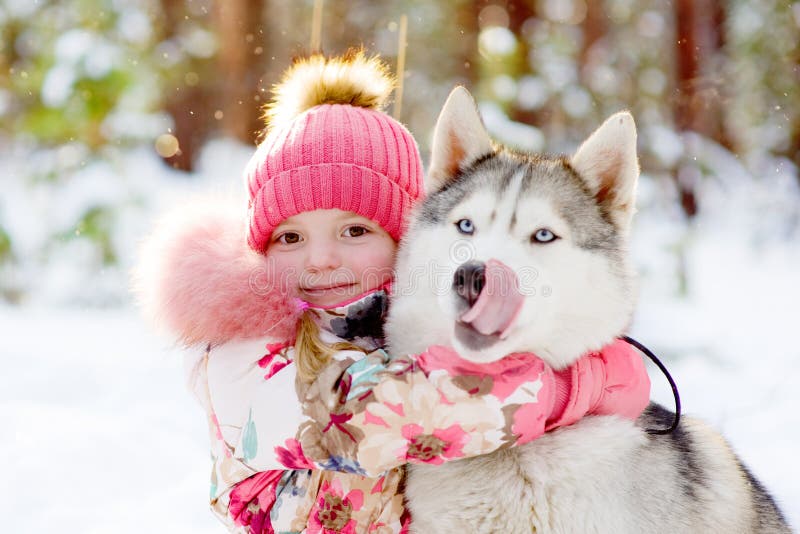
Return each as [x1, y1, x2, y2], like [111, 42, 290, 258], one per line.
[186, 290, 650, 533]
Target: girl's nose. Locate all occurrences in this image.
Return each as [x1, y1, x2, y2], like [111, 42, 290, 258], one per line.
[305, 241, 341, 271]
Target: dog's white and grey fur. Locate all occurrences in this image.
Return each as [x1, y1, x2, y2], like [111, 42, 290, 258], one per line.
[384, 87, 790, 533]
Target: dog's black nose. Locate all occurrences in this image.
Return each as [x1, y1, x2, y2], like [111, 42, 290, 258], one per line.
[453, 261, 486, 307]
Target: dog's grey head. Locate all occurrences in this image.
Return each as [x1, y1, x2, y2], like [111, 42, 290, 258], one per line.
[386, 87, 640, 369]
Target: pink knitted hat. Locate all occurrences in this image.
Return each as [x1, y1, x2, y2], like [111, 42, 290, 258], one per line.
[246, 51, 424, 253]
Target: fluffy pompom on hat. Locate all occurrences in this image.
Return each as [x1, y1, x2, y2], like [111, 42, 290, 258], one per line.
[245, 49, 425, 253]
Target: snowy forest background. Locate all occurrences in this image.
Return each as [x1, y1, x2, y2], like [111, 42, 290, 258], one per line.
[1, 0, 799, 532]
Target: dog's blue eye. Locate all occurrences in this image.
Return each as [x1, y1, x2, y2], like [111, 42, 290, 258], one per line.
[532, 228, 557, 243]
[456, 219, 475, 235]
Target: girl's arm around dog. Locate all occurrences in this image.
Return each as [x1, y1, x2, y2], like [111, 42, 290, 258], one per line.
[241, 340, 650, 478]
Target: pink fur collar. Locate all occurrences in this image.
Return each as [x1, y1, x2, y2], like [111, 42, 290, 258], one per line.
[132, 197, 300, 346]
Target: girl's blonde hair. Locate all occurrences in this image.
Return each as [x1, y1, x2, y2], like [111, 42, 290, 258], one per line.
[294, 310, 368, 383]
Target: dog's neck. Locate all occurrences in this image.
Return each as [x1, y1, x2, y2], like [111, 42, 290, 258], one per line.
[534, 334, 625, 371]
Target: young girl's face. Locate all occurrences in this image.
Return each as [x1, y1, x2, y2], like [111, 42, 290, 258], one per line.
[265, 209, 396, 307]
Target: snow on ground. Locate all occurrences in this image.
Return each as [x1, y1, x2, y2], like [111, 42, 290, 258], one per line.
[2, 141, 798, 531]
[1, 306, 219, 533]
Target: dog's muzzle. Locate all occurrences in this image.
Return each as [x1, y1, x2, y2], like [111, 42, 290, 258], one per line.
[453, 259, 524, 339]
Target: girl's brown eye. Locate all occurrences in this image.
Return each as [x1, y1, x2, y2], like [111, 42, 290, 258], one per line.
[345, 226, 368, 237]
[279, 232, 301, 244]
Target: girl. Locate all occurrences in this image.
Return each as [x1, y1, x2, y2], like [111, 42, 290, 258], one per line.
[136, 51, 650, 533]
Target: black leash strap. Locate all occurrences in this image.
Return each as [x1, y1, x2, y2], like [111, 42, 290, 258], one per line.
[621, 335, 681, 435]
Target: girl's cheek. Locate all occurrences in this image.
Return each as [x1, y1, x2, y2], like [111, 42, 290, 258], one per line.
[264, 252, 302, 293]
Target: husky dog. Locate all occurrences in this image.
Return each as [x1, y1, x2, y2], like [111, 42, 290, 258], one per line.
[384, 87, 790, 533]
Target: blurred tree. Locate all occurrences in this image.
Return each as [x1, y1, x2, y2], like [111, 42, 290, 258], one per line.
[577, 0, 608, 128]
[791, 43, 800, 170]
[674, 0, 731, 149]
[157, 0, 274, 170]
[504, 0, 538, 126]
[159, 0, 216, 170]
[726, 0, 800, 171]
[212, 0, 268, 143]
[472, 1, 529, 115]
[580, 0, 605, 68]
[401, 0, 480, 144]
[457, 0, 481, 87]
[674, 0, 733, 216]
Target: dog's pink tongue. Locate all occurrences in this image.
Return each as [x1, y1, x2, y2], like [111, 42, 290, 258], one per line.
[459, 259, 524, 338]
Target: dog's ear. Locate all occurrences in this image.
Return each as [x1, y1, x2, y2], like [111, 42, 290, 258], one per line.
[428, 86, 494, 193]
[571, 111, 639, 230]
